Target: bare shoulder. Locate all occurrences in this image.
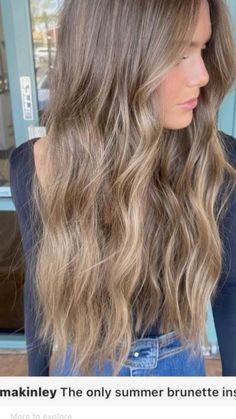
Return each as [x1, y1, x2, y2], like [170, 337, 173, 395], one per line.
[33, 135, 49, 188]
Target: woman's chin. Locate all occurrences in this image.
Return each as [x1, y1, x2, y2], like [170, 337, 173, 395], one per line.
[163, 113, 193, 130]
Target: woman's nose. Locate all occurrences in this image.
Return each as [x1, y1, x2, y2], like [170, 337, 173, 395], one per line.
[187, 59, 209, 88]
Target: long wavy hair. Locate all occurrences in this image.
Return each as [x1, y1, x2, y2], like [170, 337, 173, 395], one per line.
[30, 0, 236, 375]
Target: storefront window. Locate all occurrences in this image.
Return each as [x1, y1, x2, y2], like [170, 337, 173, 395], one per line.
[30, 0, 63, 121]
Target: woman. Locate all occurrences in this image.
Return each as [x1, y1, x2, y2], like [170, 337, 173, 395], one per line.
[10, 0, 236, 376]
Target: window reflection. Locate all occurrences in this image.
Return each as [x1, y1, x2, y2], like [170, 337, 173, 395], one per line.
[0, 5, 14, 190]
[30, 0, 63, 121]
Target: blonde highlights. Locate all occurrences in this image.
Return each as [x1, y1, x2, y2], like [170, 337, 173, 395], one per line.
[31, 0, 236, 375]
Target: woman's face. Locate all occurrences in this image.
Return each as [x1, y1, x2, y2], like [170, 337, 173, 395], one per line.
[157, 0, 212, 130]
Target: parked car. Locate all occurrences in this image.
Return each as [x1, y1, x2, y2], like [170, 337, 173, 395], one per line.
[35, 47, 56, 65]
[37, 71, 50, 111]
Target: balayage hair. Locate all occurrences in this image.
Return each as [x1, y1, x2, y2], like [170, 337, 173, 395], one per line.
[30, 0, 236, 375]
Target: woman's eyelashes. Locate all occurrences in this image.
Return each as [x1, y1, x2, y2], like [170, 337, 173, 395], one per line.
[180, 45, 209, 61]
[201, 44, 209, 58]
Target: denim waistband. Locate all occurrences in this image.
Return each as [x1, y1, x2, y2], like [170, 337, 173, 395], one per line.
[52, 329, 204, 376]
[123, 330, 198, 369]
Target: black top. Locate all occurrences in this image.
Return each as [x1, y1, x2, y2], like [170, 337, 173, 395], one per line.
[9, 132, 236, 376]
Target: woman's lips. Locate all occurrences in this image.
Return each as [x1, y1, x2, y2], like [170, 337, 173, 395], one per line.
[177, 98, 198, 109]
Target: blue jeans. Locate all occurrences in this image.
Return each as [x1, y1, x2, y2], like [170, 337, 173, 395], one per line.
[51, 330, 206, 376]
